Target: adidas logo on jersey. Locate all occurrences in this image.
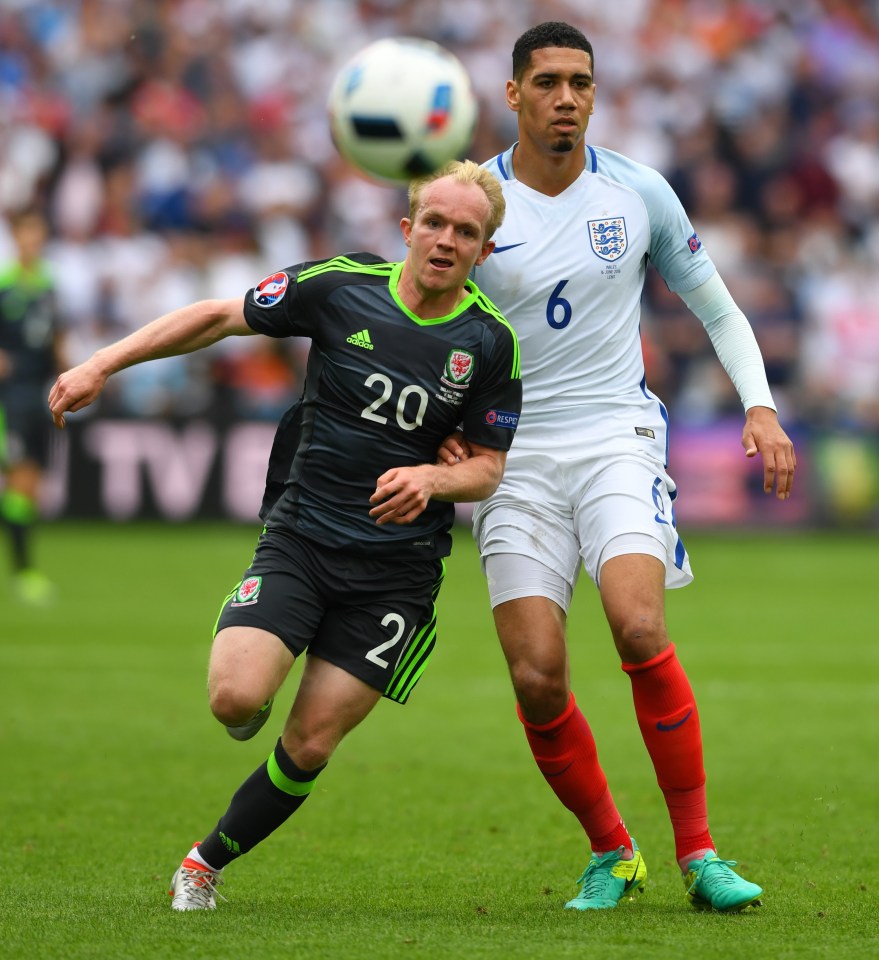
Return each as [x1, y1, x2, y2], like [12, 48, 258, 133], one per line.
[346, 329, 373, 350]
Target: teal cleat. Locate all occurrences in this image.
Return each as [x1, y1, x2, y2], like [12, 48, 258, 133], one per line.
[564, 841, 647, 911]
[684, 852, 763, 912]
[225, 697, 274, 741]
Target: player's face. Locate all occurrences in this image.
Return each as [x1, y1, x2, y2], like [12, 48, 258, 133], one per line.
[507, 47, 596, 155]
[13, 214, 48, 265]
[400, 178, 495, 305]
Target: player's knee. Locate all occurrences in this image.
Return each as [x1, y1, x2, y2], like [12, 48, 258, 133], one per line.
[280, 729, 334, 770]
[509, 660, 569, 721]
[208, 679, 265, 727]
[611, 612, 668, 663]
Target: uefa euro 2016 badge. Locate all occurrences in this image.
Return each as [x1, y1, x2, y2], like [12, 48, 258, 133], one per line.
[588, 218, 628, 262]
[231, 576, 262, 606]
[253, 272, 289, 307]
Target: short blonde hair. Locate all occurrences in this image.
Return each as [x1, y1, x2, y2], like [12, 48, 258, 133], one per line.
[408, 159, 505, 240]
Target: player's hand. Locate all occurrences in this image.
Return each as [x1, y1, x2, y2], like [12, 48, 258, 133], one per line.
[47, 361, 109, 428]
[435, 430, 470, 465]
[742, 406, 796, 500]
[369, 465, 434, 525]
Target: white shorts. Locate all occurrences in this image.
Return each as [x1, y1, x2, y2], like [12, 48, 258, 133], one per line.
[473, 451, 693, 611]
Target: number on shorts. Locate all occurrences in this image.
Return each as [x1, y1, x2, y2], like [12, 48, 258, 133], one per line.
[365, 612, 407, 668]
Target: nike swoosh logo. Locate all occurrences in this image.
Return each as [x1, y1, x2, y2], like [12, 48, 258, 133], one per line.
[492, 242, 527, 253]
[623, 872, 640, 892]
[656, 709, 692, 732]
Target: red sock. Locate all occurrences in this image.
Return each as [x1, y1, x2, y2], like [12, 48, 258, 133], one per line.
[622, 644, 714, 865]
[518, 693, 632, 854]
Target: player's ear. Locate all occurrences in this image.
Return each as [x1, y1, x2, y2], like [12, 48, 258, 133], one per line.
[400, 217, 412, 246]
[506, 79, 520, 112]
[475, 239, 495, 265]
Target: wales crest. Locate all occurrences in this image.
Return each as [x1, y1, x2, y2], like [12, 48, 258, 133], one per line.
[443, 349, 474, 386]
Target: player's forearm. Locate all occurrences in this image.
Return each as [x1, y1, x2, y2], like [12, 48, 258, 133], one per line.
[679, 273, 776, 412]
[89, 298, 249, 378]
[369, 447, 507, 525]
[429, 450, 506, 503]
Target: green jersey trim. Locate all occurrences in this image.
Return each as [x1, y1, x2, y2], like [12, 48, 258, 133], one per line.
[388, 262, 481, 327]
[292, 256, 520, 379]
[295, 255, 396, 285]
[473, 287, 521, 379]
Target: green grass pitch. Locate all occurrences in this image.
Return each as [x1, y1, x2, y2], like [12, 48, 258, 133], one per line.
[1, 523, 876, 959]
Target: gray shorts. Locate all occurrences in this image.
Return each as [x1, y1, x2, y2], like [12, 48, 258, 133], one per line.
[215, 526, 445, 704]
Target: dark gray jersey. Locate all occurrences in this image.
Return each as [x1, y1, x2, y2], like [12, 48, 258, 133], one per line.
[244, 253, 522, 558]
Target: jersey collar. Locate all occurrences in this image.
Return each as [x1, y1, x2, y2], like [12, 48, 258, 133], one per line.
[494, 142, 599, 180]
[388, 261, 479, 326]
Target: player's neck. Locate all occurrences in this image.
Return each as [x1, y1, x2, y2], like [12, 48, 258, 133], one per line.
[511, 141, 586, 197]
[396, 264, 466, 320]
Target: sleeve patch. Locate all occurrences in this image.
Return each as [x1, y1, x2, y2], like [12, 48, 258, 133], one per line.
[484, 409, 519, 429]
[254, 271, 289, 307]
[687, 232, 702, 254]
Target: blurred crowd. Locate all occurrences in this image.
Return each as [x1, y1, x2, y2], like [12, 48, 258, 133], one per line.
[1, 0, 878, 435]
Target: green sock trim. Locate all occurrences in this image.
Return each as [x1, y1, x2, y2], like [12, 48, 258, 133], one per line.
[1, 489, 37, 524]
[267, 751, 319, 797]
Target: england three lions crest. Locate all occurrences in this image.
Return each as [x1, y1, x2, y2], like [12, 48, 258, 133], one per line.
[588, 218, 628, 262]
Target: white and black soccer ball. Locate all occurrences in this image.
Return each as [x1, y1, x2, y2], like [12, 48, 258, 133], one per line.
[328, 37, 478, 185]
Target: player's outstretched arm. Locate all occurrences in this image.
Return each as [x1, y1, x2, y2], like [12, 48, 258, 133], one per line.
[48, 297, 252, 427]
[742, 405, 797, 500]
[369, 442, 506, 526]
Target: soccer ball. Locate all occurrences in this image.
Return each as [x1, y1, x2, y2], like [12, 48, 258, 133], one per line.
[328, 37, 478, 185]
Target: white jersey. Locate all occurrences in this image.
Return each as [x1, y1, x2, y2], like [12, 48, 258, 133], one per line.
[474, 143, 716, 465]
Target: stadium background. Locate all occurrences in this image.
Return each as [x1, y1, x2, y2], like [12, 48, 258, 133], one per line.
[3, 5, 877, 955]
[1, 0, 877, 529]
